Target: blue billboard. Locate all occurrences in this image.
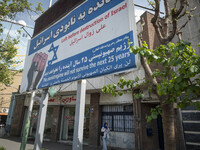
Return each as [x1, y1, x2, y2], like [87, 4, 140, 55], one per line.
[20, 0, 137, 93]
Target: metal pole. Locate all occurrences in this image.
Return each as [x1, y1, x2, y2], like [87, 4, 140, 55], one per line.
[34, 89, 49, 150]
[20, 91, 35, 150]
[49, 0, 52, 8]
[5, 92, 16, 136]
[72, 80, 86, 150]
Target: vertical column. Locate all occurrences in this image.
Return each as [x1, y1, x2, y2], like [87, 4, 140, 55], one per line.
[6, 92, 17, 135]
[20, 91, 35, 150]
[51, 106, 61, 141]
[34, 89, 49, 150]
[89, 93, 100, 146]
[49, 0, 52, 8]
[72, 80, 86, 150]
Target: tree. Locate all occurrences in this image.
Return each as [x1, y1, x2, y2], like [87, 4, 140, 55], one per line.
[0, 0, 43, 86]
[102, 0, 199, 150]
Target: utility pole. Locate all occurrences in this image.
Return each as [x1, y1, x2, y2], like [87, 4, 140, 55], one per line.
[20, 91, 35, 150]
[34, 89, 49, 150]
[49, 0, 52, 8]
[72, 80, 86, 150]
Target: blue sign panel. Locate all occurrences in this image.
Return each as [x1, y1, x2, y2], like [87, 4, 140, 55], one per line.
[20, 0, 137, 93]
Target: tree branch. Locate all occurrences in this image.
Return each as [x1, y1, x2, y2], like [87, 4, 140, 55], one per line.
[151, 0, 170, 44]
[177, 6, 188, 20]
[176, 0, 188, 16]
[174, 0, 178, 8]
[164, 0, 170, 37]
[137, 22, 160, 100]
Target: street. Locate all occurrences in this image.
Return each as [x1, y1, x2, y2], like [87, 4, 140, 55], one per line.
[0, 137, 101, 150]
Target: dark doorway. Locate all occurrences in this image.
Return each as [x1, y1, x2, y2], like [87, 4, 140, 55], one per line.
[0, 115, 7, 125]
[157, 115, 164, 150]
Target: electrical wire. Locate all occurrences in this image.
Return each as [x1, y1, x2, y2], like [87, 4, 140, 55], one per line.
[4, 12, 17, 43]
[134, 4, 164, 14]
[86, 79, 103, 94]
[105, 75, 118, 85]
[60, 82, 73, 91]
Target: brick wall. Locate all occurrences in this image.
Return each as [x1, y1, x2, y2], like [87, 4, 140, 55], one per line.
[51, 106, 61, 141]
[88, 93, 100, 146]
[33, 0, 83, 37]
[138, 12, 164, 150]
[10, 94, 26, 136]
[0, 72, 22, 111]
[139, 12, 164, 82]
[141, 12, 162, 50]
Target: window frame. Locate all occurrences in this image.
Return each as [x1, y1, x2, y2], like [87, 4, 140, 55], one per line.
[101, 105, 134, 133]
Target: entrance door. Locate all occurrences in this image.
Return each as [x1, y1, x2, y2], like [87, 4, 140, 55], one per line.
[61, 107, 75, 141]
[44, 107, 53, 140]
[60, 107, 90, 142]
[29, 106, 53, 140]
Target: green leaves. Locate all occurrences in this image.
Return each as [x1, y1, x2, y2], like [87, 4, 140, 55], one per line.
[0, 0, 44, 19]
[0, 0, 44, 86]
[133, 93, 144, 100]
[104, 39, 200, 123]
[36, 2, 44, 13]
[190, 65, 198, 73]
[146, 106, 162, 123]
[102, 84, 118, 97]
[102, 76, 144, 98]
[195, 101, 200, 110]
[129, 40, 200, 110]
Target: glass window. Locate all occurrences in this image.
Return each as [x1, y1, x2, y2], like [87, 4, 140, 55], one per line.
[61, 106, 90, 143]
[29, 106, 54, 140]
[101, 105, 134, 132]
[62, 107, 75, 141]
[44, 107, 54, 139]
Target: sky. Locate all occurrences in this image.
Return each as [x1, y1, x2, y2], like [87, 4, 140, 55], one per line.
[1, 0, 163, 70]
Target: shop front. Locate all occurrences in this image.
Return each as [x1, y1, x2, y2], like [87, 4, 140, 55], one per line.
[29, 106, 55, 140]
[25, 94, 91, 143]
[0, 110, 8, 137]
[27, 96, 61, 141]
[59, 94, 90, 143]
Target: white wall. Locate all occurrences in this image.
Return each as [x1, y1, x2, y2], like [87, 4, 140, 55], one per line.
[53, 66, 145, 93]
[101, 132, 135, 149]
[169, 0, 200, 54]
[100, 93, 133, 105]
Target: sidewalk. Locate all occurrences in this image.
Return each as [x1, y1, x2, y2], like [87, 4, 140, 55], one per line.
[0, 136, 101, 150]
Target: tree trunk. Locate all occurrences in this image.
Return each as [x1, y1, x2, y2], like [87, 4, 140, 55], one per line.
[161, 103, 176, 150]
[175, 108, 186, 150]
[132, 94, 141, 150]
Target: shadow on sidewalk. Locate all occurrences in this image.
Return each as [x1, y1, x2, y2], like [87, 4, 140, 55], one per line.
[0, 136, 101, 150]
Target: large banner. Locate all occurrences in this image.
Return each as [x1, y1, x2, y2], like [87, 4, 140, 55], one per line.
[20, 0, 138, 93]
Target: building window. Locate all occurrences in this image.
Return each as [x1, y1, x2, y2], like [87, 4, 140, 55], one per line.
[60, 106, 90, 142]
[101, 105, 134, 133]
[29, 106, 54, 140]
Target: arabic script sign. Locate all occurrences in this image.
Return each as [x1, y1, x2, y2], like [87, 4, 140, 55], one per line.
[20, 0, 137, 93]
